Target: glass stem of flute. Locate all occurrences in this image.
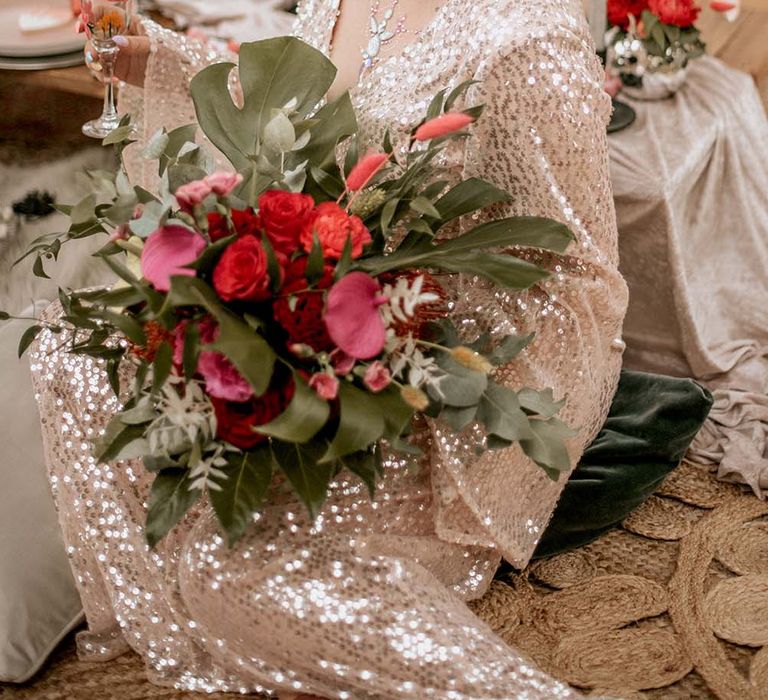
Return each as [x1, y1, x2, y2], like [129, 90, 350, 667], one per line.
[99, 43, 119, 125]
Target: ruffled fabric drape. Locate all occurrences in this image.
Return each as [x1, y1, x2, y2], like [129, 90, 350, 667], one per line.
[609, 56, 768, 496]
[31, 1, 627, 697]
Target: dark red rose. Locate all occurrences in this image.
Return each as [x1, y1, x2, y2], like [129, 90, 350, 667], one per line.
[299, 202, 372, 260]
[213, 235, 272, 302]
[648, 0, 699, 26]
[259, 190, 315, 256]
[608, 0, 649, 28]
[207, 212, 230, 242]
[211, 374, 295, 449]
[231, 208, 262, 238]
[207, 209, 262, 242]
[273, 257, 336, 353]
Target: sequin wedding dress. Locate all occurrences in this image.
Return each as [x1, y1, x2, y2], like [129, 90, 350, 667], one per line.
[30, 0, 628, 697]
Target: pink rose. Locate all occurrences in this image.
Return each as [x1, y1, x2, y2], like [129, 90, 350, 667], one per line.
[141, 225, 206, 292]
[363, 361, 391, 393]
[205, 171, 244, 197]
[175, 179, 213, 213]
[309, 373, 339, 401]
[198, 351, 254, 402]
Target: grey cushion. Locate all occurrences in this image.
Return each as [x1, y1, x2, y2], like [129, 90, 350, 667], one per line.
[0, 308, 83, 683]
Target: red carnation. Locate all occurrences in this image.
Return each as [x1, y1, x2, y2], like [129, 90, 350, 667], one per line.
[273, 257, 335, 353]
[207, 212, 230, 242]
[211, 374, 295, 449]
[648, 0, 700, 26]
[258, 190, 315, 256]
[231, 208, 262, 238]
[299, 202, 372, 260]
[213, 235, 272, 302]
[608, 0, 650, 28]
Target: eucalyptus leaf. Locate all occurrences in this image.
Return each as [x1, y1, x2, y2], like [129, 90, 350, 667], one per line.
[518, 387, 565, 418]
[433, 357, 488, 407]
[476, 383, 534, 442]
[519, 418, 576, 476]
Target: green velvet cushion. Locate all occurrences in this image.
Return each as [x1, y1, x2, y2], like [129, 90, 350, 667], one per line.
[533, 370, 713, 559]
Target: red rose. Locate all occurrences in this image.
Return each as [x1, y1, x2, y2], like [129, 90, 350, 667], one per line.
[259, 190, 315, 256]
[213, 235, 272, 302]
[648, 0, 700, 26]
[300, 202, 372, 260]
[273, 257, 335, 352]
[211, 374, 295, 449]
[608, 0, 649, 28]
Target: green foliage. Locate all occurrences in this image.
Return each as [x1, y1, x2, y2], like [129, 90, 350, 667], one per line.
[146, 469, 202, 548]
[210, 447, 273, 545]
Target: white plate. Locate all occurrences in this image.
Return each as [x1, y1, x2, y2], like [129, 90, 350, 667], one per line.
[0, 49, 84, 70]
[0, 0, 85, 58]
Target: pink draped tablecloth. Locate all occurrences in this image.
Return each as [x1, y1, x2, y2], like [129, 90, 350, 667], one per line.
[610, 55, 768, 495]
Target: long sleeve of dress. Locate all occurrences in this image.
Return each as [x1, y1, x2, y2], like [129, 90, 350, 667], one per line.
[120, 19, 237, 190]
[430, 16, 629, 565]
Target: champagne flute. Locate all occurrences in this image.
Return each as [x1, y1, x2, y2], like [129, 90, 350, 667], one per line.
[80, 0, 133, 139]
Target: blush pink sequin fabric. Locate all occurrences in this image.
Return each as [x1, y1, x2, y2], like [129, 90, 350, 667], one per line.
[31, 1, 627, 697]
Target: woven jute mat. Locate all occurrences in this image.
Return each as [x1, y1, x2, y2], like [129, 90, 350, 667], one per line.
[470, 461, 768, 699]
[2, 461, 765, 700]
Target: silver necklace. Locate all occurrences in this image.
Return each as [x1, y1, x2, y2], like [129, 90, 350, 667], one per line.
[359, 0, 409, 78]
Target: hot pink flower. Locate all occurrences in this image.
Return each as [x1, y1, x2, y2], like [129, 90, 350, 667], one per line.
[324, 272, 388, 360]
[205, 171, 244, 197]
[346, 151, 389, 191]
[141, 225, 206, 292]
[309, 373, 339, 401]
[364, 361, 391, 393]
[175, 179, 213, 213]
[414, 112, 476, 141]
[198, 351, 254, 402]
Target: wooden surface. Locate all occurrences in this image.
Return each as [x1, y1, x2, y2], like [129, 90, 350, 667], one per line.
[699, 0, 768, 109]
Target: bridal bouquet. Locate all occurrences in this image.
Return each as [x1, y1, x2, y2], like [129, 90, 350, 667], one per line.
[10, 38, 575, 546]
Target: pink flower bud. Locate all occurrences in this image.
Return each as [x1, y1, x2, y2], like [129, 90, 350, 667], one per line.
[309, 373, 339, 401]
[363, 361, 391, 393]
[205, 171, 244, 197]
[346, 151, 389, 191]
[332, 351, 356, 376]
[413, 112, 476, 141]
[175, 179, 213, 214]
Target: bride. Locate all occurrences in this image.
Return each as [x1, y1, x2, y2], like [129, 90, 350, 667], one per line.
[37, 0, 628, 697]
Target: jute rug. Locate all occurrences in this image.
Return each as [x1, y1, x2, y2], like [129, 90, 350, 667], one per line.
[1, 461, 765, 700]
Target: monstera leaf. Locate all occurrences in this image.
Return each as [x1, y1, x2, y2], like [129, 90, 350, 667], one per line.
[189, 38, 357, 201]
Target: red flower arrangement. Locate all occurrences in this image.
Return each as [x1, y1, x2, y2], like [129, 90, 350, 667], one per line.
[608, 0, 650, 29]
[649, 0, 700, 25]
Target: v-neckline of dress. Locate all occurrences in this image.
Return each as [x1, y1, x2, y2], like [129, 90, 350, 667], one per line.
[323, 0, 463, 97]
